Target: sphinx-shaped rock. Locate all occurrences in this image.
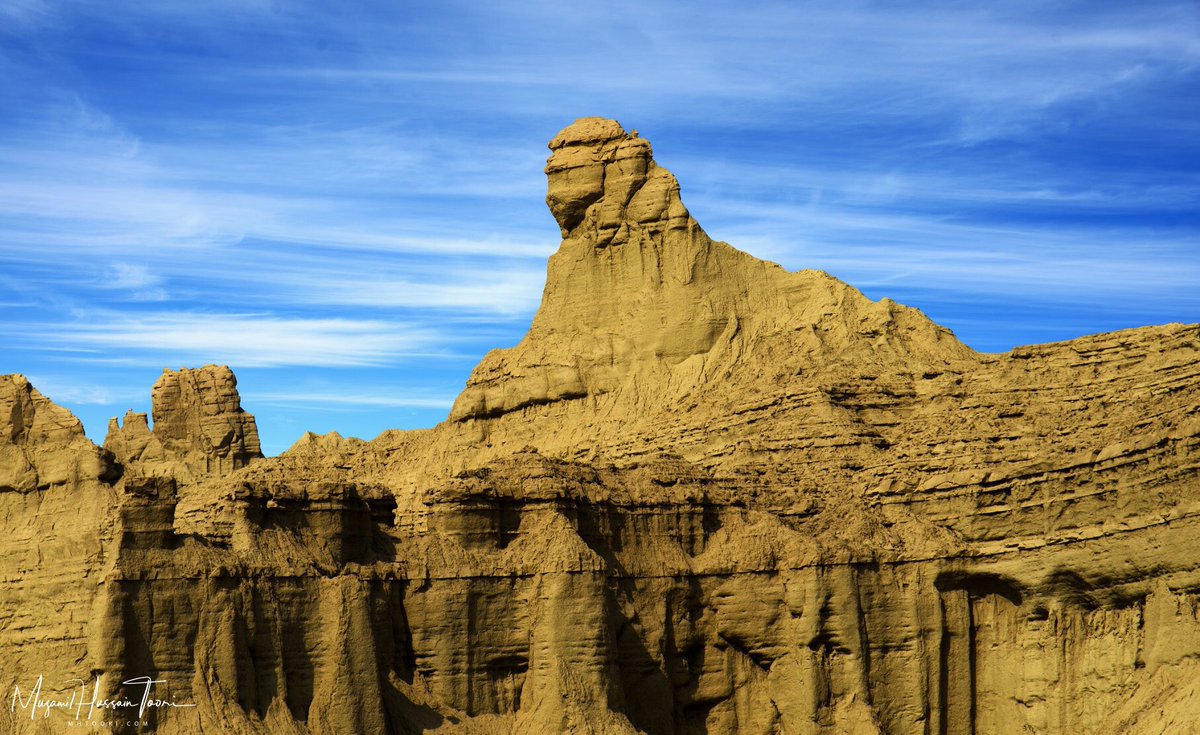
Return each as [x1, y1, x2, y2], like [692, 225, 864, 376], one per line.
[450, 118, 970, 425]
[105, 364, 262, 479]
[4, 120, 1200, 734]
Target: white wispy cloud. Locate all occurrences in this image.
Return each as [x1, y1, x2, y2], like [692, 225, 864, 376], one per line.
[28, 313, 441, 368]
[703, 203, 1200, 302]
[263, 264, 547, 314]
[226, 1, 1199, 136]
[107, 264, 158, 290]
[96, 263, 168, 301]
[252, 392, 454, 409]
[0, 120, 556, 273]
[674, 156, 1200, 212]
[0, 0, 53, 29]
[2, 0, 1196, 448]
[20, 374, 141, 406]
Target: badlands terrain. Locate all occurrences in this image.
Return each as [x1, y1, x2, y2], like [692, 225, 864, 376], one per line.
[1, 118, 1198, 734]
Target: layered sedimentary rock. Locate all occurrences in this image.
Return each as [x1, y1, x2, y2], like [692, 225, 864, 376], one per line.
[0, 374, 115, 492]
[105, 365, 263, 481]
[1, 119, 1198, 734]
[451, 118, 967, 428]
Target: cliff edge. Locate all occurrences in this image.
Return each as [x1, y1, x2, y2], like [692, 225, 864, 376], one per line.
[0, 119, 1198, 734]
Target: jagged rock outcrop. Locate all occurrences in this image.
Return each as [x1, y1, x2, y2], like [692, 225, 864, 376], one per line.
[0, 374, 115, 491]
[1, 119, 1199, 734]
[105, 364, 262, 480]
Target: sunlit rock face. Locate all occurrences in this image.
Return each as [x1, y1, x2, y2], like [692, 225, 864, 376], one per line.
[1, 119, 1199, 734]
[104, 365, 263, 483]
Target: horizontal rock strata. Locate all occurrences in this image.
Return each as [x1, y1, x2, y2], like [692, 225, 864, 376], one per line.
[1, 119, 1197, 734]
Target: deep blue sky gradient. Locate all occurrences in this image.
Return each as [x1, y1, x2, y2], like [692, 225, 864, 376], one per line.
[2, 1, 1198, 454]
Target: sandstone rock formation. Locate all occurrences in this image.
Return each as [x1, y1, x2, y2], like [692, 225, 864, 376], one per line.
[1, 118, 1198, 734]
[0, 374, 115, 492]
[105, 365, 263, 481]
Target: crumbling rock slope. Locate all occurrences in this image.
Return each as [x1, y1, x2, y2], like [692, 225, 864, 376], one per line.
[1, 119, 1198, 735]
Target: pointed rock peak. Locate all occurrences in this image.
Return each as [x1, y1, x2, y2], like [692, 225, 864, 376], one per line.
[104, 409, 162, 474]
[110, 409, 150, 434]
[288, 430, 346, 453]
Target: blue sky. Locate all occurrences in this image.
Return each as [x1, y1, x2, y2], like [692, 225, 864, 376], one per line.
[2, 1, 1198, 455]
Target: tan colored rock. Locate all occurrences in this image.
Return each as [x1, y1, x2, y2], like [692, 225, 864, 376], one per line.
[105, 364, 262, 481]
[0, 378, 120, 732]
[0, 373, 114, 491]
[447, 118, 971, 482]
[151, 365, 262, 474]
[1, 120, 1199, 733]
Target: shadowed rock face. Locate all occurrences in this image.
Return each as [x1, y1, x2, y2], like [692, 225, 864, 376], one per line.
[2, 119, 1200, 734]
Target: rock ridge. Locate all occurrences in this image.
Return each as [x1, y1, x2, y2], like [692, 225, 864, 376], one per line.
[0, 119, 1198, 734]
